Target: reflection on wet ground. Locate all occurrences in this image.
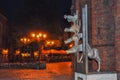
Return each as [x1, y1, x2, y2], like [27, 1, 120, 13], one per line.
[0, 62, 74, 80]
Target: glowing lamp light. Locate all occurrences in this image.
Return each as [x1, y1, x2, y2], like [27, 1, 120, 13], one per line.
[51, 41, 54, 45]
[47, 41, 50, 45]
[21, 53, 25, 57]
[15, 50, 20, 55]
[24, 38, 27, 42]
[34, 51, 39, 57]
[21, 53, 30, 57]
[20, 38, 23, 42]
[43, 34, 47, 38]
[20, 37, 31, 44]
[69, 44, 73, 48]
[36, 35, 40, 38]
[2, 49, 8, 55]
[31, 33, 36, 38]
[39, 33, 42, 37]
[28, 38, 30, 41]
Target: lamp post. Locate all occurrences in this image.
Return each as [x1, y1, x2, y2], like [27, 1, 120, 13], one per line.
[19, 32, 47, 62]
[20, 37, 31, 62]
[46, 40, 55, 60]
[2, 48, 9, 62]
[20, 37, 30, 44]
[30, 32, 47, 61]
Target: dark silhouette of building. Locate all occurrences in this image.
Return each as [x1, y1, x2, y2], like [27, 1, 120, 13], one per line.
[0, 13, 8, 50]
[0, 13, 8, 63]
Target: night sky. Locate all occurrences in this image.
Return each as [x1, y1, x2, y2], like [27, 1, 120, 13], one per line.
[0, 0, 71, 37]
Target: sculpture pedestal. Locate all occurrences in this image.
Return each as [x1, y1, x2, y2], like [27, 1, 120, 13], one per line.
[75, 72, 117, 80]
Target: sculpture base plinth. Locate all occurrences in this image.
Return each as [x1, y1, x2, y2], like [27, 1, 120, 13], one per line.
[75, 72, 117, 80]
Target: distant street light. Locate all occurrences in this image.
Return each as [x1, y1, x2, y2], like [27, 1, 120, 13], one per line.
[46, 41, 55, 46]
[30, 32, 48, 61]
[15, 49, 20, 55]
[39, 33, 42, 37]
[43, 34, 47, 39]
[30, 32, 47, 41]
[2, 49, 8, 55]
[20, 37, 31, 44]
[31, 33, 36, 38]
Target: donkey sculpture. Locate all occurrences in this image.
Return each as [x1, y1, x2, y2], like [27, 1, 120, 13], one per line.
[86, 43, 101, 72]
[64, 34, 101, 72]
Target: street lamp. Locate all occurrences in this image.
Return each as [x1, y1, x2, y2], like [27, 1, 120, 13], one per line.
[15, 49, 20, 55]
[30, 33, 47, 41]
[20, 37, 31, 44]
[43, 34, 47, 39]
[2, 49, 8, 55]
[39, 33, 42, 37]
[30, 32, 47, 61]
[2, 48, 9, 62]
[31, 33, 36, 38]
[46, 41, 55, 46]
[46, 40, 55, 54]
[20, 37, 31, 62]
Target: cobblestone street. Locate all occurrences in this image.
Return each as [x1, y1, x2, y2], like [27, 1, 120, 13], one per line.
[0, 62, 74, 80]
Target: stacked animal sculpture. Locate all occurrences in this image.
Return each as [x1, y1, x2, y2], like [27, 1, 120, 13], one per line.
[64, 13, 101, 72]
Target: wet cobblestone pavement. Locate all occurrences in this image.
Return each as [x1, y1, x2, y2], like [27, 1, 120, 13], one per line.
[0, 62, 74, 80]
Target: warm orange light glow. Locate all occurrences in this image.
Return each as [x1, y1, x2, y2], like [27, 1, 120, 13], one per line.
[20, 38, 23, 42]
[39, 33, 42, 37]
[43, 34, 47, 38]
[20, 37, 31, 44]
[27, 39, 30, 42]
[46, 41, 54, 45]
[2, 49, 8, 55]
[21, 53, 25, 57]
[36, 35, 40, 38]
[24, 38, 27, 43]
[34, 51, 39, 57]
[51, 41, 54, 45]
[31, 33, 36, 38]
[30, 32, 47, 42]
[69, 44, 73, 48]
[15, 49, 20, 55]
[42, 49, 66, 54]
[21, 53, 30, 57]
[47, 41, 50, 44]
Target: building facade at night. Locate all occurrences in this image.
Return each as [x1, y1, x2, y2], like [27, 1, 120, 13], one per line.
[71, 0, 120, 79]
[0, 13, 8, 50]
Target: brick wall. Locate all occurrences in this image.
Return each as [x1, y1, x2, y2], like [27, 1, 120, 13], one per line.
[114, 0, 120, 73]
[73, 0, 120, 75]
[91, 0, 116, 71]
